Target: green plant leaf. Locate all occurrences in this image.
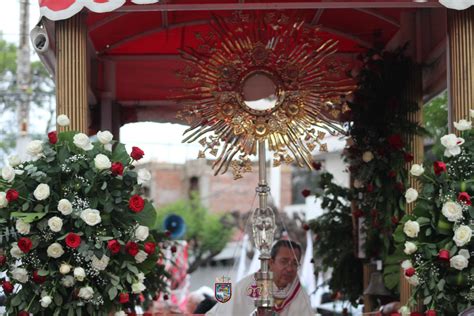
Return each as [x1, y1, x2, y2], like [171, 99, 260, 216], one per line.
[10, 212, 47, 223]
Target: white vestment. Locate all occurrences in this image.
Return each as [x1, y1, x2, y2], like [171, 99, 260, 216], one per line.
[206, 274, 313, 316]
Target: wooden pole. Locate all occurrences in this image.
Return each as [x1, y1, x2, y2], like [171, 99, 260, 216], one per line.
[55, 13, 88, 133]
[447, 7, 474, 132]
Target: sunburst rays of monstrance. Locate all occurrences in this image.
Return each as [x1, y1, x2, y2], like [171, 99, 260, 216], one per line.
[177, 12, 354, 180]
[177, 12, 354, 315]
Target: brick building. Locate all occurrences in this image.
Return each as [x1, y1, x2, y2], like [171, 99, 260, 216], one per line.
[138, 159, 293, 213]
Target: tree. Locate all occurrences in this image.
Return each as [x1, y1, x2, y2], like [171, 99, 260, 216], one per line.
[155, 194, 234, 273]
[0, 34, 56, 164]
[423, 91, 448, 160]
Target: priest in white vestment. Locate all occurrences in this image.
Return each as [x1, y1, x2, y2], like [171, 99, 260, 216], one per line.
[206, 240, 313, 316]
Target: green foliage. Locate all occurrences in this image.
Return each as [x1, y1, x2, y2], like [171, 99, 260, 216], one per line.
[156, 194, 233, 272]
[310, 173, 363, 306]
[423, 92, 448, 159]
[390, 124, 474, 314]
[0, 127, 169, 315]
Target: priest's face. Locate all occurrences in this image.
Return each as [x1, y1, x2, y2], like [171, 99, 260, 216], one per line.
[269, 246, 301, 288]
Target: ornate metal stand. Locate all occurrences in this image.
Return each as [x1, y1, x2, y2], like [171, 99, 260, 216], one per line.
[252, 141, 276, 315]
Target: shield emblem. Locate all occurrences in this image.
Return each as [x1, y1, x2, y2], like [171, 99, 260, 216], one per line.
[215, 282, 232, 303]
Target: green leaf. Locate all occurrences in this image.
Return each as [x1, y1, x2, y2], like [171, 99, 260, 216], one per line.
[127, 264, 139, 275]
[10, 294, 22, 306]
[108, 286, 118, 300]
[134, 201, 158, 228]
[112, 143, 130, 165]
[22, 202, 30, 211]
[416, 217, 431, 225]
[10, 211, 47, 223]
[423, 295, 432, 305]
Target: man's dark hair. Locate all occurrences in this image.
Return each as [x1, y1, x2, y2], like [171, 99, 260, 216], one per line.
[270, 240, 302, 260]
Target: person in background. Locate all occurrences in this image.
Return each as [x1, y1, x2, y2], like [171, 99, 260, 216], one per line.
[206, 240, 313, 315]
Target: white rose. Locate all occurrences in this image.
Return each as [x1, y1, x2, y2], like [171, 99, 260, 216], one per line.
[58, 199, 73, 215]
[61, 275, 75, 287]
[404, 241, 417, 255]
[459, 249, 470, 259]
[450, 254, 469, 270]
[2, 166, 15, 183]
[137, 272, 145, 282]
[47, 242, 64, 258]
[135, 250, 148, 263]
[26, 140, 43, 157]
[16, 219, 31, 235]
[135, 225, 149, 241]
[362, 151, 374, 163]
[73, 133, 93, 151]
[453, 225, 472, 247]
[104, 143, 113, 152]
[398, 306, 410, 316]
[353, 179, 363, 189]
[410, 164, 424, 177]
[454, 119, 472, 131]
[12, 267, 29, 283]
[440, 134, 464, 157]
[74, 267, 86, 281]
[60, 263, 72, 274]
[442, 201, 463, 222]
[8, 155, 21, 167]
[405, 188, 418, 203]
[40, 295, 52, 308]
[94, 154, 111, 171]
[78, 286, 94, 300]
[0, 192, 7, 209]
[401, 260, 413, 270]
[10, 242, 23, 258]
[403, 220, 420, 238]
[470, 109, 474, 118]
[48, 216, 63, 232]
[97, 130, 113, 144]
[115, 312, 127, 316]
[34, 183, 50, 200]
[137, 169, 152, 185]
[131, 282, 146, 294]
[406, 275, 419, 286]
[80, 208, 101, 226]
[57, 114, 70, 127]
[91, 255, 110, 271]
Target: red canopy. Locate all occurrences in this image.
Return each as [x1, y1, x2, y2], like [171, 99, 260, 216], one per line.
[36, 0, 446, 126]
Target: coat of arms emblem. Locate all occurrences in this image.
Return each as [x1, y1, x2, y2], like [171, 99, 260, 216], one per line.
[214, 276, 232, 303]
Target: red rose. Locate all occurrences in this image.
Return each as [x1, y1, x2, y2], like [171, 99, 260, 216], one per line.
[395, 182, 404, 192]
[48, 131, 58, 144]
[108, 240, 121, 254]
[388, 170, 396, 178]
[2, 281, 13, 294]
[302, 223, 310, 231]
[6, 189, 19, 202]
[410, 313, 423, 316]
[18, 237, 32, 253]
[425, 310, 437, 316]
[390, 313, 401, 316]
[433, 161, 446, 175]
[119, 292, 129, 304]
[301, 189, 311, 198]
[144, 242, 156, 255]
[352, 209, 364, 218]
[404, 152, 414, 162]
[130, 146, 144, 160]
[18, 311, 29, 316]
[366, 183, 374, 192]
[458, 192, 472, 206]
[170, 245, 177, 253]
[311, 161, 322, 170]
[163, 294, 169, 300]
[111, 162, 124, 176]
[128, 195, 145, 213]
[391, 216, 399, 225]
[438, 249, 450, 261]
[0, 255, 6, 266]
[388, 134, 404, 150]
[65, 233, 81, 249]
[32, 270, 46, 284]
[126, 242, 139, 257]
[164, 230, 171, 238]
[404, 267, 416, 277]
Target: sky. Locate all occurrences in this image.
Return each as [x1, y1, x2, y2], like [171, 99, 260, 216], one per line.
[0, 1, 201, 164]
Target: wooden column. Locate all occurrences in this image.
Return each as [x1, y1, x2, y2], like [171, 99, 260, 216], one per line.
[447, 7, 474, 132]
[55, 13, 88, 133]
[400, 65, 424, 306]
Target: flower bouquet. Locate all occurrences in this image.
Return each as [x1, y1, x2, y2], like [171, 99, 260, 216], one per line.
[393, 113, 474, 313]
[0, 115, 169, 315]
